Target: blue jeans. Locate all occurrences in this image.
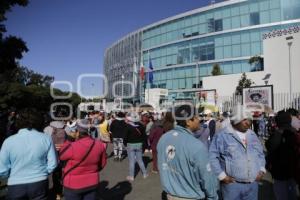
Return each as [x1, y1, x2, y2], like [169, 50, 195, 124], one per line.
[7, 179, 48, 200]
[113, 138, 123, 158]
[127, 144, 147, 177]
[64, 189, 97, 200]
[221, 182, 258, 200]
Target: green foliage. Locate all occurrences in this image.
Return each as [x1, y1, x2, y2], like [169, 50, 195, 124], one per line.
[211, 63, 222, 76]
[235, 73, 255, 95]
[0, 1, 82, 119]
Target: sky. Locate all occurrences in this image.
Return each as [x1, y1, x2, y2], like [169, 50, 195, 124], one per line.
[5, 0, 220, 97]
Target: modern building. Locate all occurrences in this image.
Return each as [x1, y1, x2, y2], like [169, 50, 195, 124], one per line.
[104, 0, 300, 102]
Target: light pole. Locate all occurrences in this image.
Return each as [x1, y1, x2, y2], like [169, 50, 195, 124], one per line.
[121, 74, 124, 110]
[287, 41, 293, 104]
[91, 83, 95, 102]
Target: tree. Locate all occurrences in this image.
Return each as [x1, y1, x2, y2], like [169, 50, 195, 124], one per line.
[248, 55, 264, 72]
[211, 63, 222, 76]
[0, 0, 29, 82]
[235, 73, 255, 95]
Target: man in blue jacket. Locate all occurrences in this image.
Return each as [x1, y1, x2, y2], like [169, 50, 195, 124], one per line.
[157, 104, 218, 200]
[0, 108, 57, 200]
[209, 106, 266, 200]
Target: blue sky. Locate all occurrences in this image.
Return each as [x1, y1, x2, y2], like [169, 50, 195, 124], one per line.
[5, 0, 218, 96]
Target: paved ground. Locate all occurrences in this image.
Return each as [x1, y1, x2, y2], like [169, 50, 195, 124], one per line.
[0, 144, 278, 200]
[98, 144, 276, 200]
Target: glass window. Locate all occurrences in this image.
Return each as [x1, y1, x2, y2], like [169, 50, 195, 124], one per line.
[250, 12, 260, 25]
[223, 63, 232, 74]
[240, 4, 249, 15]
[232, 44, 241, 57]
[161, 56, 166, 67]
[232, 34, 241, 44]
[185, 17, 192, 27]
[166, 32, 172, 42]
[241, 32, 250, 43]
[250, 2, 259, 12]
[251, 42, 261, 55]
[207, 18, 215, 33]
[223, 46, 232, 58]
[260, 11, 270, 24]
[214, 10, 222, 19]
[232, 61, 242, 73]
[200, 66, 208, 76]
[207, 45, 215, 60]
[231, 16, 241, 29]
[241, 43, 250, 56]
[166, 80, 172, 89]
[231, 6, 240, 16]
[270, 9, 281, 22]
[215, 19, 223, 32]
[259, 1, 269, 11]
[223, 35, 231, 45]
[250, 31, 260, 42]
[192, 46, 200, 61]
[241, 61, 251, 72]
[215, 37, 223, 47]
[222, 8, 231, 18]
[179, 79, 185, 89]
[199, 23, 207, 34]
[166, 56, 173, 65]
[215, 47, 223, 59]
[178, 48, 190, 64]
[173, 79, 179, 89]
[192, 15, 198, 25]
[185, 67, 193, 77]
[241, 15, 250, 27]
[270, 0, 280, 9]
[198, 14, 206, 23]
[167, 70, 172, 79]
[186, 78, 193, 89]
[223, 18, 231, 30]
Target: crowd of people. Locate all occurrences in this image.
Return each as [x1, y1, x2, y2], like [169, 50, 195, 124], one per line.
[0, 105, 299, 200]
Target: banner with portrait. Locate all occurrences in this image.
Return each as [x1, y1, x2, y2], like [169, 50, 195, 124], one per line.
[243, 85, 273, 113]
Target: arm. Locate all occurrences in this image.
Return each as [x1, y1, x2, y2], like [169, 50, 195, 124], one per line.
[98, 143, 107, 171]
[47, 137, 58, 174]
[59, 140, 73, 161]
[0, 140, 11, 178]
[209, 133, 228, 181]
[193, 147, 218, 200]
[253, 134, 266, 176]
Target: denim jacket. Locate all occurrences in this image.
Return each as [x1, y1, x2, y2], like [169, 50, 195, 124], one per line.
[209, 125, 266, 182]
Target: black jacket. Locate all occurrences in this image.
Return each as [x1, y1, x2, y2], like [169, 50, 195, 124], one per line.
[266, 127, 297, 180]
[109, 119, 128, 139]
[124, 122, 146, 145]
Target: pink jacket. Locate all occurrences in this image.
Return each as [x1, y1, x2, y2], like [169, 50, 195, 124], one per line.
[59, 137, 107, 190]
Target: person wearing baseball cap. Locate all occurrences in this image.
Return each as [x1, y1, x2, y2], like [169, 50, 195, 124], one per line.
[209, 105, 266, 200]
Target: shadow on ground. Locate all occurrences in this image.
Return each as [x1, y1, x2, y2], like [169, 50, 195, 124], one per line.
[98, 180, 132, 200]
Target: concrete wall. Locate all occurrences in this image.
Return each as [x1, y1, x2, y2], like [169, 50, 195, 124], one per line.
[263, 28, 300, 94]
[203, 71, 267, 96]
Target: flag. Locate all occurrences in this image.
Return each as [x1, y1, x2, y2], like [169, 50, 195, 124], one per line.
[148, 59, 153, 84]
[140, 66, 145, 80]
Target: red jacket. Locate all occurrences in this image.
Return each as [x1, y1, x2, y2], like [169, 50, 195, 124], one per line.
[59, 137, 107, 190]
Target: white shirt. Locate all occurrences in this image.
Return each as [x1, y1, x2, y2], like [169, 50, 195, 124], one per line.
[235, 130, 247, 147]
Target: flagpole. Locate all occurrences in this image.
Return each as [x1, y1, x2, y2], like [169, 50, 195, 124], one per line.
[147, 50, 150, 104]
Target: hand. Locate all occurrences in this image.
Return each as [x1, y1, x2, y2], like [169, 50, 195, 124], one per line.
[255, 171, 265, 181]
[221, 176, 235, 184]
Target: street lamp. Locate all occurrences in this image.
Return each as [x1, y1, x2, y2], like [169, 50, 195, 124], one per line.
[91, 83, 95, 102]
[286, 36, 293, 104]
[121, 74, 124, 110]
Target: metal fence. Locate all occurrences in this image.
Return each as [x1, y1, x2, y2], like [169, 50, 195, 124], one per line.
[218, 93, 300, 113]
